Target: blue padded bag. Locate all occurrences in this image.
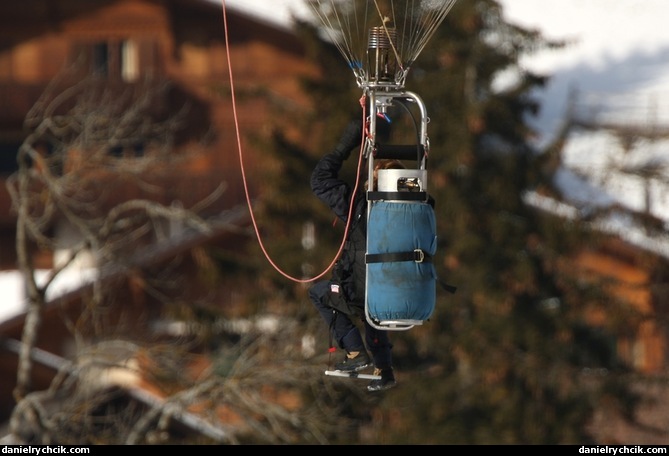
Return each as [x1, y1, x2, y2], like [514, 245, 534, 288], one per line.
[367, 201, 437, 321]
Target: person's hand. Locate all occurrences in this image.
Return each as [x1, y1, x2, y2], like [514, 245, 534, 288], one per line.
[334, 120, 364, 159]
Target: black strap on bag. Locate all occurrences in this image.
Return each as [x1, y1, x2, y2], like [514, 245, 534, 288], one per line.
[367, 191, 428, 202]
[366, 249, 432, 264]
[365, 249, 457, 294]
[439, 281, 457, 294]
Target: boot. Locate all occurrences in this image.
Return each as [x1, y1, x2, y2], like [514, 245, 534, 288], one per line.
[367, 368, 397, 392]
[334, 350, 372, 372]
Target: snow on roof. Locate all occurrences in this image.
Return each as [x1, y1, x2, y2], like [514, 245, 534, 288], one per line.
[0, 269, 97, 321]
[214, 0, 312, 30]
[502, 0, 669, 258]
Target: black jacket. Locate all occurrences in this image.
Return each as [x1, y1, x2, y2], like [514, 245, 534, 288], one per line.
[310, 149, 367, 307]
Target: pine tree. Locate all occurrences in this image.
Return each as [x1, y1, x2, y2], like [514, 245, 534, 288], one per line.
[376, 1, 637, 444]
[234, 18, 364, 319]
[255, 0, 640, 444]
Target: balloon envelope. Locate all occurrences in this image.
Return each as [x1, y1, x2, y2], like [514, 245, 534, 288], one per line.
[308, 0, 458, 89]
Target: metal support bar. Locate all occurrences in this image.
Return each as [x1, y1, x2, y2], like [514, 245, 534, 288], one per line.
[364, 89, 431, 332]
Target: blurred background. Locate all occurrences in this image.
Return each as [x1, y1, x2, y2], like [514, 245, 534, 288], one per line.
[1, 0, 669, 445]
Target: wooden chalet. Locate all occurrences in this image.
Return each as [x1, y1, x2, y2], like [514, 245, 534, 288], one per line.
[0, 0, 318, 438]
[0, 0, 316, 265]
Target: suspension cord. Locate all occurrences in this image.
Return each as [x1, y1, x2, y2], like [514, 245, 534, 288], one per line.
[220, 0, 367, 284]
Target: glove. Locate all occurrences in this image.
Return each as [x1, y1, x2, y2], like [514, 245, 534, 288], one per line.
[333, 120, 364, 159]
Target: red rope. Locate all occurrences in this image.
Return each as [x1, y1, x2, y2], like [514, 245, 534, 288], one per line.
[219, 0, 368, 285]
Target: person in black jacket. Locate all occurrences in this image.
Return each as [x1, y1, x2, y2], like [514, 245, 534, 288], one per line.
[308, 117, 401, 392]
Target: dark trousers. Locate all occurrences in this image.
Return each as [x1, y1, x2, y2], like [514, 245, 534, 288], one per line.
[309, 280, 393, 370]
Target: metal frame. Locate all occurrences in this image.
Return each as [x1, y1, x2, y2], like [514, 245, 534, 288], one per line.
[363, 89, 431, 331]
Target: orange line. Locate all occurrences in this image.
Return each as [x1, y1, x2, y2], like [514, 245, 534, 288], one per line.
[219, 0, 366, 284]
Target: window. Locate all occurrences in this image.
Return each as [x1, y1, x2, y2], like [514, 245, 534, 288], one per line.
[0, 46, 11, 81]
[121, 39, 139, 82]
[108, 143, 145, 158]
[92, 42, 109, 77]
[74, 39, 143, 81]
